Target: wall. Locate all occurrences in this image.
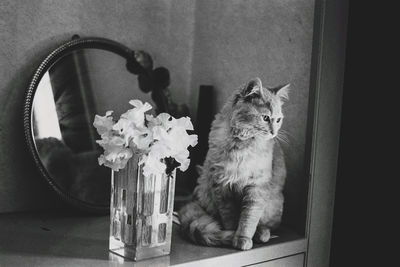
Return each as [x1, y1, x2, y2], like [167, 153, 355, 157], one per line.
[85, 49, 154, 117]
[0, 0, 195, 212]
[189, 0, 315, 229]
[0, 0, 315, 217]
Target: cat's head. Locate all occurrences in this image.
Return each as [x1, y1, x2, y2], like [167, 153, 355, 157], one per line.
[230, 77, 290, 141]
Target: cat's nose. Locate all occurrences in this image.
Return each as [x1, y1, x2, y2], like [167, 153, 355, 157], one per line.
[270, 130, 274, 135]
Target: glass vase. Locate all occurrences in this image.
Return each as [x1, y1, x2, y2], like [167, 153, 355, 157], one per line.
[109, 153, 176, 261]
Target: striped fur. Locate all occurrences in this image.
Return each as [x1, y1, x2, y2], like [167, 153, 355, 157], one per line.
[179, 202, 235, 246]
[179, 78, 289, 250]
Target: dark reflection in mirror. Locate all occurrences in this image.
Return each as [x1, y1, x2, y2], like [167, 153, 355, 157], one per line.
[32, 49, 152, 206]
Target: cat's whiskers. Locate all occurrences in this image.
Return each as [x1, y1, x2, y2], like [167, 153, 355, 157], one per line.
[275, 131, 290, 145]
[280, 134, 290, 143]
[275, 137, 286, 145]
[279, 129, 294, 140]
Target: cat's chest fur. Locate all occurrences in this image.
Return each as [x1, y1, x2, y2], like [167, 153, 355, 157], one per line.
[225, 140, 272, 185]
[211, 120, 274, 187]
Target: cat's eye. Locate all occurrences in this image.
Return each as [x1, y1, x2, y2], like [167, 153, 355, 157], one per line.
[276, 118, 282, 123]
[262, 115, 270, 122]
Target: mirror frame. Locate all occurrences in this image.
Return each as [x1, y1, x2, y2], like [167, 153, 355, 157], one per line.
[23, 36, 145, 214]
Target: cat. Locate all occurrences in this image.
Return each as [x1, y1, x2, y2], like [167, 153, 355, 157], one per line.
[178, 77, 290, 250]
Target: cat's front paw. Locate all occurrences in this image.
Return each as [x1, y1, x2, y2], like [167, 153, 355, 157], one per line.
[232, 236, 253, 250]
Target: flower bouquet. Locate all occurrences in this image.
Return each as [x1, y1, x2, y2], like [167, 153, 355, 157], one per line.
[93, 99, 197, 261]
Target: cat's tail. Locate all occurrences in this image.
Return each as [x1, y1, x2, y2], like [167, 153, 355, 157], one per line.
[178, 201, 234, 246]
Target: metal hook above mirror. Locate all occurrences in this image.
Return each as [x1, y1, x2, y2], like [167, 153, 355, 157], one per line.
[23, 36, 173, 214]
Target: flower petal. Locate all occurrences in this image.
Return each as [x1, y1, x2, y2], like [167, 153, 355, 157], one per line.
[93, 111, 114, 136]
[172, 116, 194, 131]
[140, 154, 166, 177]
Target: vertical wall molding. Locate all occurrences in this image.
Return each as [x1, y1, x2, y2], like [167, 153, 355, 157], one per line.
[305, 0, 348, 266]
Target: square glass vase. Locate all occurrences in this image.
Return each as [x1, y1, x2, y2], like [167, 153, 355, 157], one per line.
[109, 154, 176, 261]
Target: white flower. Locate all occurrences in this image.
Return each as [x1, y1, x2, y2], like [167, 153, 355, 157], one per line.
[165, 127, 197, 171]
[145, 113, 173, 131]
[112, 100, 153, 147]
[130, 126, 154, 150]
[151, 123, 197, 172]
[139, 153, 166, 178]
[98, 150, 132, 171]
[173, 149, 190, 171]
[172, 116, 194, 131]
[96, 135, 133, 171]
[124, 100, 152, 128]
[111, 117, 132, 146]
[93, 99, 198, 178]
[93, 111, 114, 137]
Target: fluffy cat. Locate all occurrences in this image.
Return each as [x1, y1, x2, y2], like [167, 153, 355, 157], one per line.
[178, 78, 290, 250]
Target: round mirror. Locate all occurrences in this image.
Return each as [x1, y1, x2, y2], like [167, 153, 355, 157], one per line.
[23, 37, 154, 213]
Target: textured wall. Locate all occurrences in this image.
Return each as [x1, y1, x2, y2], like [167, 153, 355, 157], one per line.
[0, 0, 195, 212]
[0, 0, 315, 218]
[189, 0, 315, 229]
[84, 50, 153, 116]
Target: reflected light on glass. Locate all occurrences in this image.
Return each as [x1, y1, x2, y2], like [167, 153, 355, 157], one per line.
[32, 72, 63, 140]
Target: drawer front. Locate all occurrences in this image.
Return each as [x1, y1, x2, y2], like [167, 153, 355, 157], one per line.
[248, 253, 304, 267]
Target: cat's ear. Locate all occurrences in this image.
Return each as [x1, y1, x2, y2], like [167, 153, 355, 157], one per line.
[270, 83, 290, 100]
[242, 77, 264, 97]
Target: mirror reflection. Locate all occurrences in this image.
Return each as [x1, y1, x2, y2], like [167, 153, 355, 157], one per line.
[32, 49, 153, 205]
